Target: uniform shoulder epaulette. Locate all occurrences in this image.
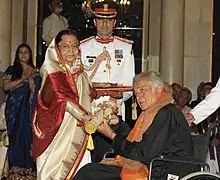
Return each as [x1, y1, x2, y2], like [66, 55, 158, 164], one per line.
[114, 36, 134, 44]
[80, 36, 95, 44]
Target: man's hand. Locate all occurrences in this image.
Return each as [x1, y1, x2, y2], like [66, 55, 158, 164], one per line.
[97, 119, 116, 140]
[96, 51, 111, 62]
[185, 113, 195, 126]
[211, 137, 220, 147]
[108, 114, 120, 125]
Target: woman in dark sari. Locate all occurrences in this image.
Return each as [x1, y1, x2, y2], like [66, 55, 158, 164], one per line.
[3, 43, 41, 179]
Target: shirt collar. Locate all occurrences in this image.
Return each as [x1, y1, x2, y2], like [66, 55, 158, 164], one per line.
[95, 36, 114, 44]
[52, 13, 61, 19]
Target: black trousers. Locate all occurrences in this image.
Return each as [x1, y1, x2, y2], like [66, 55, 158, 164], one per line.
[91, 132, 113, 162]
[73, 162, 199, 180]
[73, 163, 121, 180]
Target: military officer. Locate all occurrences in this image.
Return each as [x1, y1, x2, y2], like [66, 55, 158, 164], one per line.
[80, 0, 135, 162]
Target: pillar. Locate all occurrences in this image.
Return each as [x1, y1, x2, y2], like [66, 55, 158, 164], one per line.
[141, 0, 150, 73]
[11, 0, 25, 65]
[27, 0, 38, 65]
[0, 0, 12, 72]
[159, 0, 185, 85]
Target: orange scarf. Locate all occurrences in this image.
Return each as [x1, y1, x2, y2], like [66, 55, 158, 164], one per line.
[102, 91, 173, 180]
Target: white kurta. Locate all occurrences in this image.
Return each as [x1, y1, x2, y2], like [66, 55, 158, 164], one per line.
[191, 78, 220, 124]
[42, 13, 68, 45]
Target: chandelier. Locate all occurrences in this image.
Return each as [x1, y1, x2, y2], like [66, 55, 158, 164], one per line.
[82, 0, 93, 17]
[82, 0, 131, 9]
[116, 0, 131, 6]
[96, 0, 131, 5]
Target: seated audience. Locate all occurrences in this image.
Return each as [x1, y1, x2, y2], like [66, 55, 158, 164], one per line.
[175, 87, 198, 135]
[190, 82, 205, 109]
[190, 82, 213, 109]
[3, 43, 41, 179]
[175, 87, 192, 115]
[195, 82, 219, 173]
[0, 72, 8, 178]
[74, 72, 194, 180]
[171, 83, 181, 101]
[191, 82, 213, 134]
[0, 102, 7, 179]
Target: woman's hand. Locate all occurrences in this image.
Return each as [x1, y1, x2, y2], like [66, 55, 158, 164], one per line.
[28, 76, 35, 92]
[82, 114, 92, 123]
[97, 119, 116, 140]
[28, 76, 35, 103]
[20, 71, 28, 82]
[21, 66, 33, 81]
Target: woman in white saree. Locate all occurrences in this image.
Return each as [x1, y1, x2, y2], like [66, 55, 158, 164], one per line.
[33, 29, 96, 180]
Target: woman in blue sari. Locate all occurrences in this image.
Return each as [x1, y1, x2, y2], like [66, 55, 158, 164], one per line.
[3, 43, 41, 179]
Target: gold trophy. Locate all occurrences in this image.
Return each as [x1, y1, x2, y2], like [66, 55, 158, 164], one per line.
[85, 99, 117, 135]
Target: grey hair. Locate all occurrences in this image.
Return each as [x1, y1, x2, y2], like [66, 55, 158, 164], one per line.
[133, 71, 165, 89]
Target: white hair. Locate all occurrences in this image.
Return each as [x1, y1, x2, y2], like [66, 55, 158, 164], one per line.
[133, 71, 165, 89]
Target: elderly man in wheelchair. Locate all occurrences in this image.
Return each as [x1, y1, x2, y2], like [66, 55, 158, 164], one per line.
[73, 71, 220, 180]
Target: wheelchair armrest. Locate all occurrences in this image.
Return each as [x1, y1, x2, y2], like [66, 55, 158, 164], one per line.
[148, 155, 210, 179]
[103, 148, 115, 159]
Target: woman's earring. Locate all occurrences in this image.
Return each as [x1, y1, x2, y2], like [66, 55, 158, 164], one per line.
[76, 55, 81, 66]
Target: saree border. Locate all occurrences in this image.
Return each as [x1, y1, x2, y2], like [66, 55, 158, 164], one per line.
[65, 134, 89, 180]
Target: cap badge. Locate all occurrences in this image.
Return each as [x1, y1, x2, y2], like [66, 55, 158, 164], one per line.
[103, 4, 108, 11]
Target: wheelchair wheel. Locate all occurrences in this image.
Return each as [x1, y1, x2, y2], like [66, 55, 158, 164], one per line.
[181, 172, 220, 180]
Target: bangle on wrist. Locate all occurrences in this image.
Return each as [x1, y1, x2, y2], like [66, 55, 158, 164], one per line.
[82, 113, 87, 120]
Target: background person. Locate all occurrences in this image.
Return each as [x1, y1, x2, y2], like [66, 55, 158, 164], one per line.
[42, 0, 68, 46]
[3, 43, 41, 179]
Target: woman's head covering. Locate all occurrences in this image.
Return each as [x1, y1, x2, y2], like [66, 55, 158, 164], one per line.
[40, 29, 83, 91]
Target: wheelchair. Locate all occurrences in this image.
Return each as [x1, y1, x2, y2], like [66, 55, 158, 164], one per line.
[104, 121, 220, 180]
[148, 121, 220, 179]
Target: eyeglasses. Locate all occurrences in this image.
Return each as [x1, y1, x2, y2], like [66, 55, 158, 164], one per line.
[58, 44, 78, 51]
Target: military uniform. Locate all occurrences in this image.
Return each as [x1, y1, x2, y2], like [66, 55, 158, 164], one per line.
[80, 36, 135, 106]
[80, 0, 135, 162]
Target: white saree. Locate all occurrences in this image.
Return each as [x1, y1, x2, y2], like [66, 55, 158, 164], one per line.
[33, 39, 93, 180]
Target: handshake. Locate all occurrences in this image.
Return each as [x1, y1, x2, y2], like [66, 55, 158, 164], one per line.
[84, 100, 118, 135]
